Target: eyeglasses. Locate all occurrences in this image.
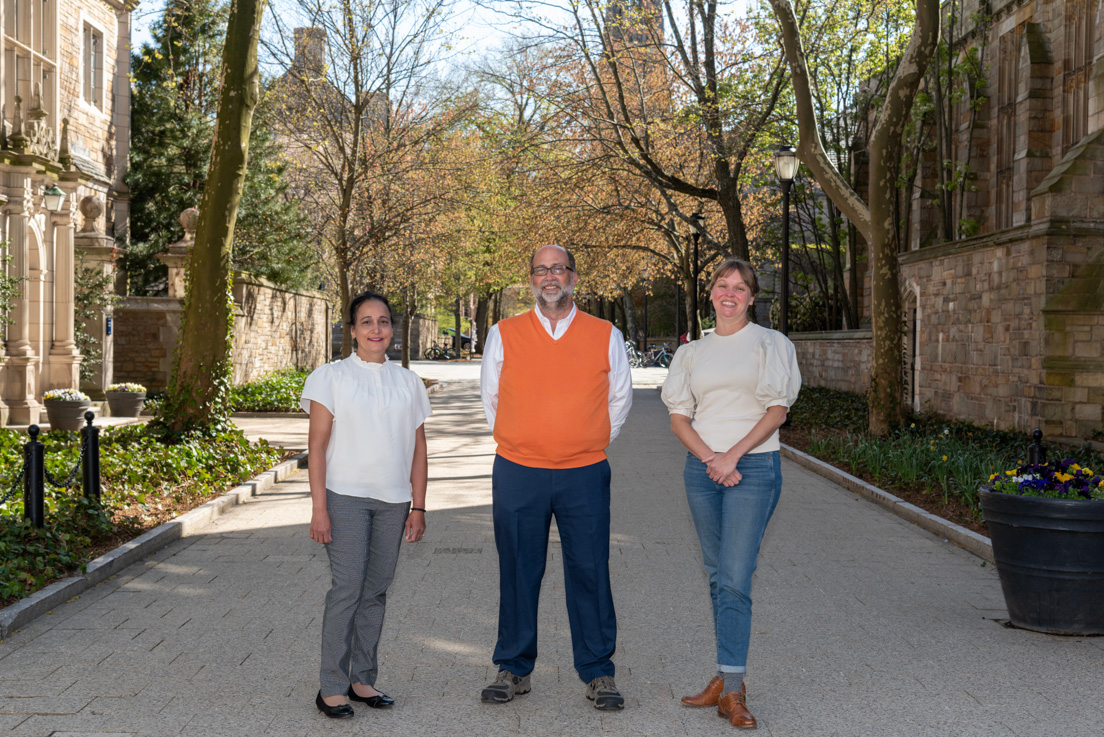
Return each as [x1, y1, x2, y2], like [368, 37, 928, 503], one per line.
[531, 265, 574, 276]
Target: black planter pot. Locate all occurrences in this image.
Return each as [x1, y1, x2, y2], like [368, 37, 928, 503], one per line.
[980, 489, 1104, 635]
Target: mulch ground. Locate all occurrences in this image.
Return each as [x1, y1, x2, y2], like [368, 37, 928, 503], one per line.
[781, 425, 989, 536]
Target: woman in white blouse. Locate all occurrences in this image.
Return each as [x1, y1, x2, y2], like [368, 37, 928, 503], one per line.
[301, 291, 431, 719]
[661, 259, 801, 730]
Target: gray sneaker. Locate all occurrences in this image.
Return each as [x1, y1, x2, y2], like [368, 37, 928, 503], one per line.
[585, 675, 625, 710]
[481, 669, 531, 703]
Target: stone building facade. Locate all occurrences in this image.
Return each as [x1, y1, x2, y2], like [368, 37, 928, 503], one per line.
[794, 0, 1104, 442]
[0, 0, 131, 424]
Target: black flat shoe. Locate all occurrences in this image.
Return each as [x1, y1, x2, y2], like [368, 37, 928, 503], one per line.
[348, 687, 394, 708]
[316, 690, 354, 718]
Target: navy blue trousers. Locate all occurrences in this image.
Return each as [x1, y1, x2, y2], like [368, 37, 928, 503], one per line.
[491, 455, 617, 683]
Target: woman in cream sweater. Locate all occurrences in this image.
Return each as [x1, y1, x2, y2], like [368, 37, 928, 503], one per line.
[661, 259, 801, 729]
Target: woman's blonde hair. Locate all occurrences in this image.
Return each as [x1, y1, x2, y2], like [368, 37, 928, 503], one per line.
[706, 258, 759, 297]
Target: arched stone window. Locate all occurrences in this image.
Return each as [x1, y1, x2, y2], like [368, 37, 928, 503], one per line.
[1013, 23, 1054, 226]
[1062, 0, 1094, 150]
[902, 283, 921, 413]
[996, 28, 1020, 229]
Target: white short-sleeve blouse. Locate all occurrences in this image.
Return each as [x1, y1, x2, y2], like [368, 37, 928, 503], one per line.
[300, 355, 432, 502]
[661, 323, 801, 454]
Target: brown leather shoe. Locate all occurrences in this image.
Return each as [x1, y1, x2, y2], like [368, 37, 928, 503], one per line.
[681, 676, 724, 707]
[717, 684, 756, 729]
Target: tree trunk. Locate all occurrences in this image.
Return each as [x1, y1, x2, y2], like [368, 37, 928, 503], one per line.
[401, 287, 412, 368]
[768, 0, 939, 434]
[339, 267, 352, 359]
[160, 0, 267, 436]
[454, 297, 462, 355]
[866, 0, 940, 434]
[475, 295, 490, 354]
[621, 290, 637, 346]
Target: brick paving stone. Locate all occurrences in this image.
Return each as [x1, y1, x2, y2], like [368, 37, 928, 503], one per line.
[0, 363, 1099, 736]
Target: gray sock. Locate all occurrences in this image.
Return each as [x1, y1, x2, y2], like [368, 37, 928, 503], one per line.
[723, 671, 744, 695]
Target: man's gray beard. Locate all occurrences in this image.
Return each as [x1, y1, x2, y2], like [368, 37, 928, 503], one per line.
[532, 283, 574, 312]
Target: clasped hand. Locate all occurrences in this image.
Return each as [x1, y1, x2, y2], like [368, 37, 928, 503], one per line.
[702, 451, 742, 487]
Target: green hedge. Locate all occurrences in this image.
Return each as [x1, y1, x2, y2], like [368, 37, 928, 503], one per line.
[230, 368, 310, 412]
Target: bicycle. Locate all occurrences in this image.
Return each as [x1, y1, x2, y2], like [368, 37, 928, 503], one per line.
[624, 340, 645, 369]
[424, 343, 457, 361]
[644, 343, 672, 368]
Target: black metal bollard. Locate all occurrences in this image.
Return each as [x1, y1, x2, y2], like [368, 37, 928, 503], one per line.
[23, 425, 45, 528]
[1027, 428, 1047, 465]
[81, 411, 101, 501]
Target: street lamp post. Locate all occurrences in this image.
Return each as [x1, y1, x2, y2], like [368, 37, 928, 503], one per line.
[689, 212, 704, 340]
[774, 145, 799, 335]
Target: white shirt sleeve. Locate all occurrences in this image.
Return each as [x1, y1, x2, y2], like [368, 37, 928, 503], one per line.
[480, 323, 504, 431]
[607, 327, 633, 442]
[300, 364, 333, 415]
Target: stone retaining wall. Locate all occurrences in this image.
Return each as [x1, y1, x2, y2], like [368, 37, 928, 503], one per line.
[114, 274, 331, 392]
[790, 331, 872, 396]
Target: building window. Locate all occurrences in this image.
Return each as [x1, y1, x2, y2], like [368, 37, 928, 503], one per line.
[83, 23, 103, 108]
[995, 30, 1018, 230]
[2, 0, 56, 120]
[1063, 0, 1093, 151]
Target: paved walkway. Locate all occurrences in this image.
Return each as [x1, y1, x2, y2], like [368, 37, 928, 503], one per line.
[1, 372, 1101, 736]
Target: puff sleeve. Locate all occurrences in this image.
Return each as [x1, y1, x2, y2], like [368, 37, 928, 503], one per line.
[754, 331, 802, 410]
[300, 363, 334, 415]
[660, 342, 697, 417]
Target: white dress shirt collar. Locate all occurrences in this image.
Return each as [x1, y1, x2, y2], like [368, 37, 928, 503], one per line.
[533, 303, 578, 341]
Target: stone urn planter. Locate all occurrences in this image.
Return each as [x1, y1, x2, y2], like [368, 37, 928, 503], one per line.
[42, 389, 93, 432]
[105, 383, 147, 417]
[980, 446, 1104, 635]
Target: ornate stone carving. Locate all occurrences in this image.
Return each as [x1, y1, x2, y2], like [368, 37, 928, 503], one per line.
[79, 195, 104, 233]
[179, 208, 200, 241]
[22, 84, 58, 159]
[58, 118, 72, 169]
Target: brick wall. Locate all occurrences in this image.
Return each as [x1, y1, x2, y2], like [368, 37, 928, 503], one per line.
[114, 275, 331, 392]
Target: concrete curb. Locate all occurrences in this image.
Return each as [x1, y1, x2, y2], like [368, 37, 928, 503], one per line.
[781, 443, 994, 564]
[0, 450, 309, 639]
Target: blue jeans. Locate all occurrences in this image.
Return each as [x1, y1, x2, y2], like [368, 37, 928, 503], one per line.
[684, 450, 782, 672]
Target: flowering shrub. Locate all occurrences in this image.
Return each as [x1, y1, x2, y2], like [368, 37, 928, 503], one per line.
[107, 383, 147, 393]
[42, 389, 90, 402]
[988, 459, 1104, 500]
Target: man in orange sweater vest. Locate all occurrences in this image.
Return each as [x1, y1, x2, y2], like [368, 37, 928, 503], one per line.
[479, 245, 633, 710]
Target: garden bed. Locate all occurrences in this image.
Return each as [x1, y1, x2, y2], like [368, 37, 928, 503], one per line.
[780, 387, 1104, 538]
[0, 424, 282, 608]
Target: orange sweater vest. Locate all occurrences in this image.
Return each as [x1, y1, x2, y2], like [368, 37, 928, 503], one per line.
[494, 310, 613, 469]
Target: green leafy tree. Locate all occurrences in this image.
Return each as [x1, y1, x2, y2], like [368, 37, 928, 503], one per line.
[126, 0, 313, 293]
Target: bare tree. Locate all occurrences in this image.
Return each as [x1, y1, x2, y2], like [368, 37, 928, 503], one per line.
[264, 0, 468, 357]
